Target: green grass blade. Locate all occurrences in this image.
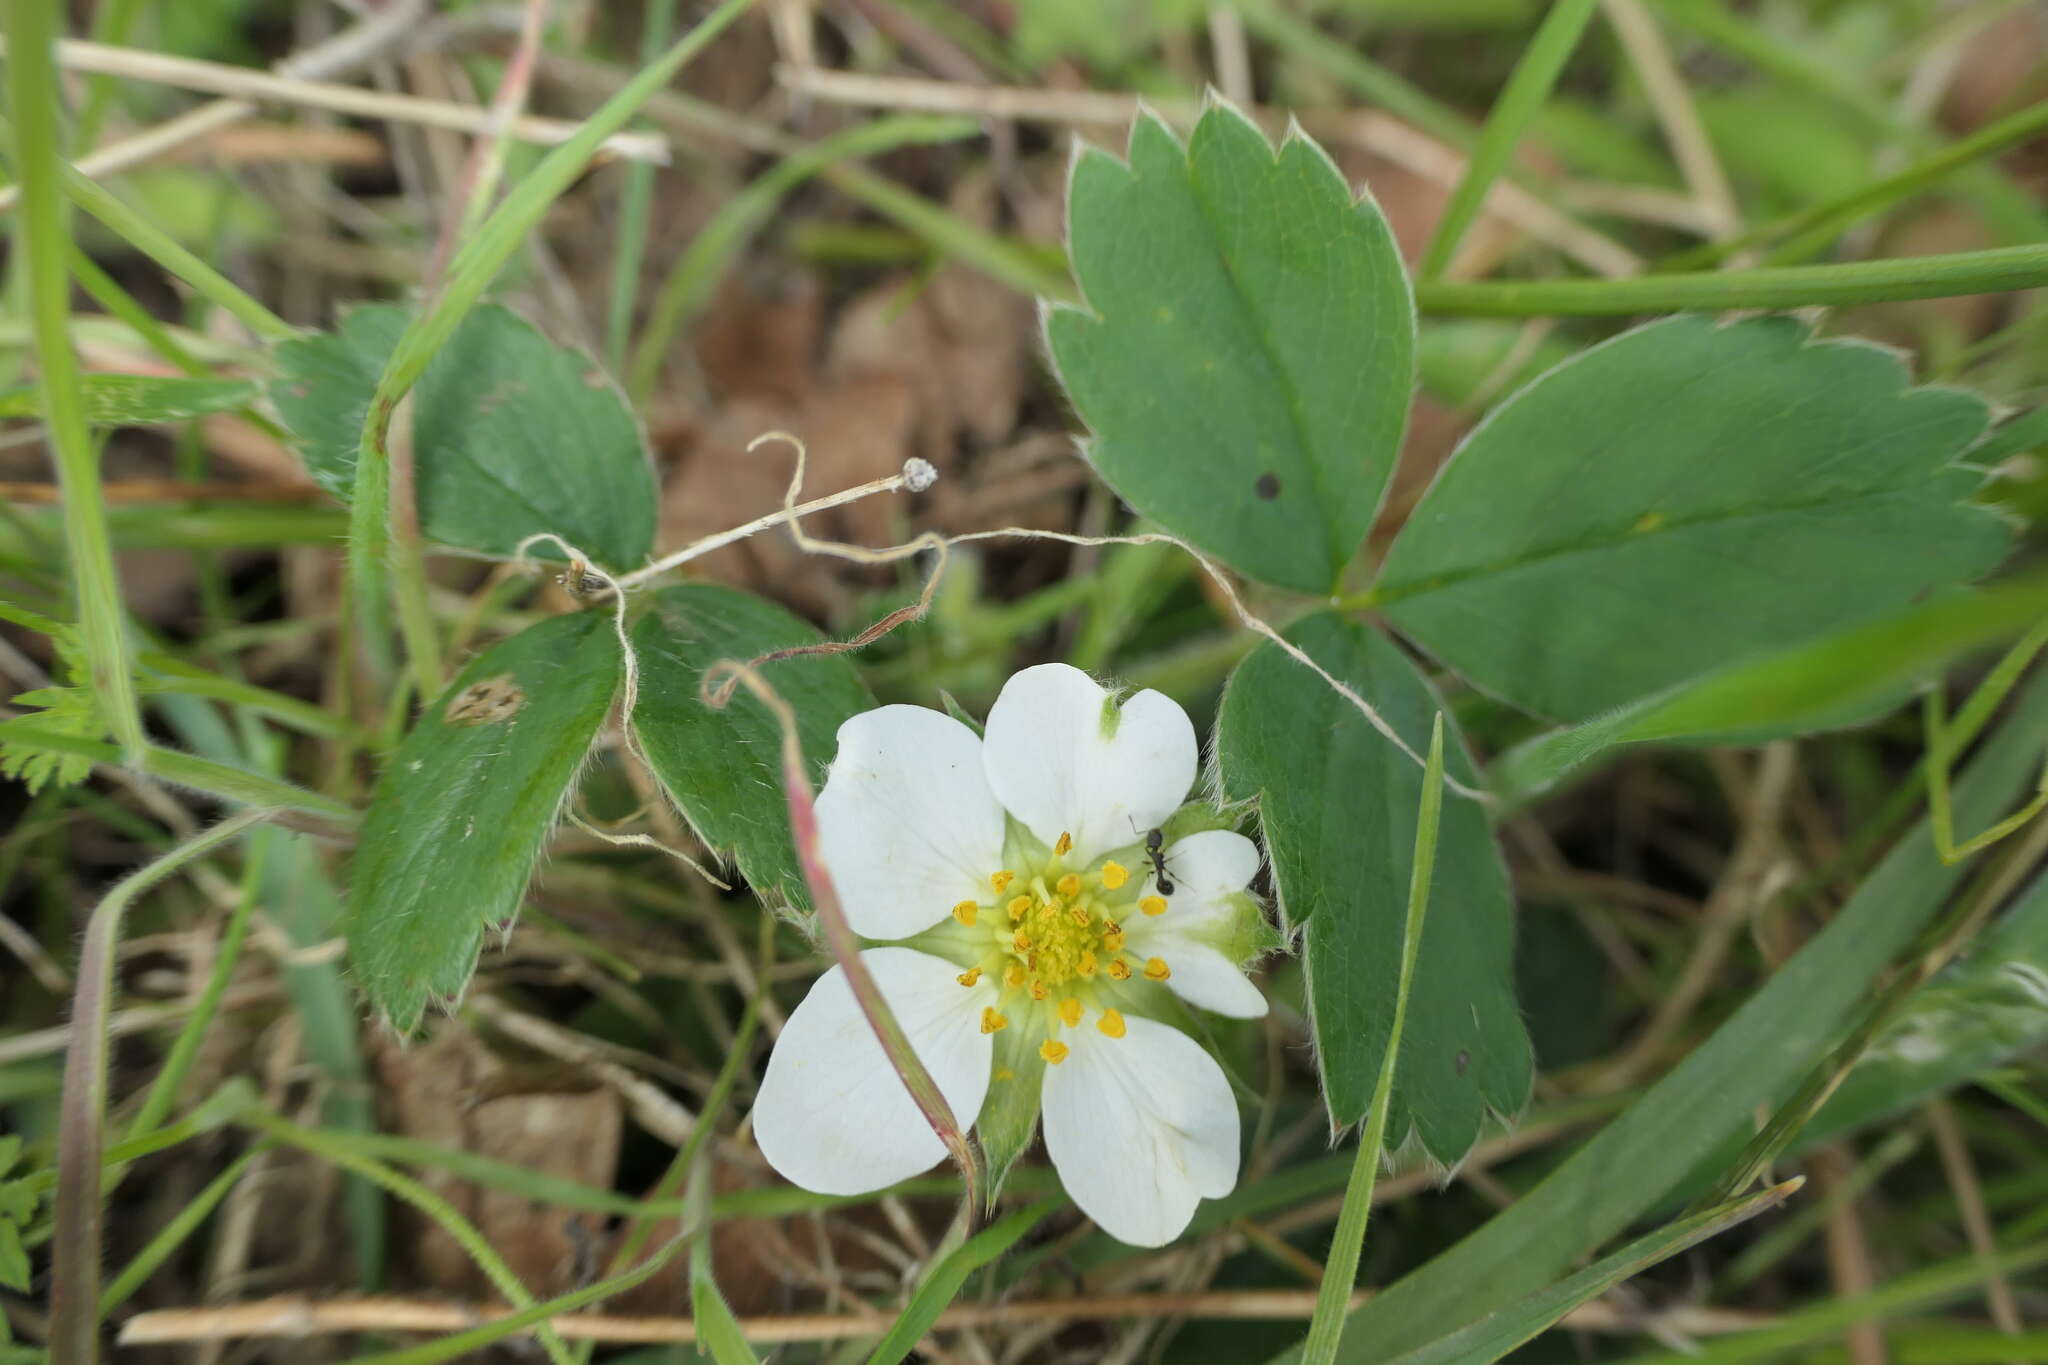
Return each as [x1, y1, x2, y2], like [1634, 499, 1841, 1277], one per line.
[1325, 667, 2048, 1361]
[865, 1200, 1063, 1365]
[603, 0, 677, 373]
[1419, 0, 1599, 279]
[124, 840, 267, 1141]
[244, 1109, 577, 1365]
[327, 1233, 696, 1365]
[689, 1275, 760, 1364]
[1366, 1182, 1801, 1365]
[100, 1147, 265, 1314]
[49, 807, 276, 1365]
[5, 2, 144, 763]
[60, 165, 296, 342]
[1236, 1, 1476, 150]
[348, 0, 752, 692]
[1417, 243, 2048, 315]
[1607, 1238, 2048, 1364]
[1668, 94, 2048, 271]
[1301, 714, 1445, 1364]
[0, 724, 356, 819]
[370, 0, 755, 419]
[687, 1159, 762, 1365]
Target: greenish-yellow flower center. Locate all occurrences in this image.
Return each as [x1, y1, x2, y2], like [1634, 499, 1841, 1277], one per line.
[946, 831, 1175, 1060]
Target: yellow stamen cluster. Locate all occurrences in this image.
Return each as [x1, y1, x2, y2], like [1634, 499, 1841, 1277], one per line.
[948, 830, 1178, 1064]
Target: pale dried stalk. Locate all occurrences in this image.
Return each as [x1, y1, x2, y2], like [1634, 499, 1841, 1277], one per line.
[0, 37, 669, 177]
[1595, 744, 1799, 1089]
[118, 1287, 1776, 1347]
[732, 432, 1489, 802]
[466, 996, 698, 1147]
[1812, 1145, 1889, 1365]
[1927, 1098, 2025, 1356]
[772, 65, 1642, 279]
[610, 458, 937, 591]
[0, 0, 426, 213]
[1600, 0, 1739, 239]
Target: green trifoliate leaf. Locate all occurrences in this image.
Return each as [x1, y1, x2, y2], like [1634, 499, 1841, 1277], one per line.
[631, 584, 874, 913]
[270, 303, 657, 568]
[1217, 615, 1532, 1158]
[1378, 315, 2011, 722]
[348, 611, 621, 1034]
[1046, 103, 1415, 592]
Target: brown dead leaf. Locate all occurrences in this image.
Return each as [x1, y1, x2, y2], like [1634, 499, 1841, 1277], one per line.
[373, 1020, 622, 1299]
[696, 269, 825, 407]
[1942, 9, 2048, 133]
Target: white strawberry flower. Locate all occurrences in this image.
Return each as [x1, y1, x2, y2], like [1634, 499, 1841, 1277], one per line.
[751, 663, 1274, 1247]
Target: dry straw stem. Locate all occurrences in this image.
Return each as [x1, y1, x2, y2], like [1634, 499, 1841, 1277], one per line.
[512, 533, 641, 748]
[0, 0, 427, 214]
[772, 65, 1642, 279]
[1598, 0, 1739, 240]
[1594, 744, 1798, 1090]
[116, 1288, 1775, 1347]
[725, 432, 1488, 802]
[0, 36, 669, 177]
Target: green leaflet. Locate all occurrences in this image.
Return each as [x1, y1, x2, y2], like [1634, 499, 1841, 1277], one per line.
[1216, 614, 1532, 1157]
[348, 612, 621, 1034]
[1378, 315, 2011, 721]
[0, 373, 258, 423]
[631, 584, 874, 912]
[269, 303, 656, 569]
[1046, 103, 1414, 592]
[1327, 666, 2048, 1361]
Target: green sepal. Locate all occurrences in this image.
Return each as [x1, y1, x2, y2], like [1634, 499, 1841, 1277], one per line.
[979, 1026, 1049, 1210]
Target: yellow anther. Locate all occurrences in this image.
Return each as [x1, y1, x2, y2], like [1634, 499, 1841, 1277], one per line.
[957, 967, 982, 987]
[1107, 959, 1133, 981]
[1057, 997, 1083, 1027]
[1029, 979, 1050, 1001]
[1144, 957, 1171, 981]
[1097, 1008, 1127, 1039]
[1100, 860, 1129, 890]
[1054, 831, 1073, 856]
[991, 870, 1016, 894]
[1007, 895, 1032, 921]
[1056, 872, 1082, 898]
[1077, 951, 1098, 977]
[1100, 929, 1126, 953]
[980, 1007, 1008, 1034]
[1012, 929, 1032, 952]
[1003, 963, 1028, 990]
[952, 900, 978, 926]
[1040, 1038, 1070, 1064]
[1070, 906, 1091, 927]
[1139, 895, 1168, 917]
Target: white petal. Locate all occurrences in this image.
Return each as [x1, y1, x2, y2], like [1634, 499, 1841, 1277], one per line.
[753, 947, 992, 1195]
[1127, 936, 1269, 1018]
[1153, 830, 1261, 927]
[1041, 1014, 1239, 1246]
[982, 663, 1196, 864]
[816, 705, 1006, 940]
